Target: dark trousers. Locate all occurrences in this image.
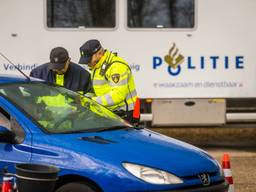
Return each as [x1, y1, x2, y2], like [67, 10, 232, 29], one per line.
[114, 110, 140, 126]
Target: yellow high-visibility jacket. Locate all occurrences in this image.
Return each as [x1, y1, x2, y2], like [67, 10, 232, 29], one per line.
[55, 74, 84, 95]
[91, 51, 137, 112]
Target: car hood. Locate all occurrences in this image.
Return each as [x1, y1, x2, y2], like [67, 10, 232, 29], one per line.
[48, 128, 218, 177]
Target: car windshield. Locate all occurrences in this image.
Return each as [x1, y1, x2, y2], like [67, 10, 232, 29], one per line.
[0, 82, 131, 133]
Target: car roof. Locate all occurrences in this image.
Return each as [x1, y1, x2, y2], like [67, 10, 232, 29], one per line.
[0, 74, 43, 84]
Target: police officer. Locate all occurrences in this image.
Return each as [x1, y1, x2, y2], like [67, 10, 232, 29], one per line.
[78, 39, 139, 125]
[30, 47, 91, 94]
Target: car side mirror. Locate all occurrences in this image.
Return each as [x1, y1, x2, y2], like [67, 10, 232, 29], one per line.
[0, 126, 16, 144]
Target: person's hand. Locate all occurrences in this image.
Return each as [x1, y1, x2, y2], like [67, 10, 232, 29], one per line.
[84, 92, 95, 98]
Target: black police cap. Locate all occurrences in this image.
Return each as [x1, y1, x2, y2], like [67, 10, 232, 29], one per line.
[79, 39, 102, 64]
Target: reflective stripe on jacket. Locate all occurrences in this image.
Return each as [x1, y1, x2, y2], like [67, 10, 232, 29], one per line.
[91, 51, 137, 112]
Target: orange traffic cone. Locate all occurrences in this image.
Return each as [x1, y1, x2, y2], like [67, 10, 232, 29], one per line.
[132, 97, 140, 126]
[2, 175, 13, 192]
[133, 97, 140, 119]
[222, 154, 234, 192]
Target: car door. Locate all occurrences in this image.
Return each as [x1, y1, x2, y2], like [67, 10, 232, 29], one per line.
[0, 97, 32, 176]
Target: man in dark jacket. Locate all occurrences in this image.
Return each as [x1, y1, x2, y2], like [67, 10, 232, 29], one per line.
[30, 47, 91, 94]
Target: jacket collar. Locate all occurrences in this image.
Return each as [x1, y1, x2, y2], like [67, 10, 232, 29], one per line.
[94, 50, 111, 69]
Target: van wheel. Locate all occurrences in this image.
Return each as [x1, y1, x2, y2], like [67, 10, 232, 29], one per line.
[56, 182, 97, 192]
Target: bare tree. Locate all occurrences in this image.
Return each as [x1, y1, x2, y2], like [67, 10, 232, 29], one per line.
[142, 0, 171, 27]
[90, 0, 115, 27]
[171, 0, 195, 27]
[47, 0, 115, 28]
[127, 0, 194, 28]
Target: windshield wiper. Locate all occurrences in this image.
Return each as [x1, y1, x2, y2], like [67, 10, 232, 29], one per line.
[95, 126, 133, 132]
[55, 129, 98, 134]
[53, 125, 134, 134]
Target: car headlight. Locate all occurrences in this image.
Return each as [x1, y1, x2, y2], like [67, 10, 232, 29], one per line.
[122, 162, 183, 185]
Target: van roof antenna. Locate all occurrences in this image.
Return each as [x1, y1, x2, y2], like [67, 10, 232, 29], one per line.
[0, 52, 31, 81]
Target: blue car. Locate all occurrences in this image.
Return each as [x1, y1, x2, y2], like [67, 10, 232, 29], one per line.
[0, 75, 228, 192]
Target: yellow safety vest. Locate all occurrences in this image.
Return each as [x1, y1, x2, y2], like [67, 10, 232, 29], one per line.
[91, 51, 137, 112]
[55, 74, 84, 95]
[55, 74, 64, 86]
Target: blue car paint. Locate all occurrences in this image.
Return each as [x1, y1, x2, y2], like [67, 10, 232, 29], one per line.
[0, 76, 224, 192]
[30, 130, 223, 191]
[0, 95, 32, 179]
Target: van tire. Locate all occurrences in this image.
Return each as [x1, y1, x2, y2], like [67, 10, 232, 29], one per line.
[56, 182, 97, 192]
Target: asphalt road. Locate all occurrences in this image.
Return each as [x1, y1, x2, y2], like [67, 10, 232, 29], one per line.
[206, 147, 256, 192]
[151, 126, 256, 192]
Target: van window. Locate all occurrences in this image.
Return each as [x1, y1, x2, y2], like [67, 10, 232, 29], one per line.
[127, 0, 195, 28]
[47, 0, 116, 28]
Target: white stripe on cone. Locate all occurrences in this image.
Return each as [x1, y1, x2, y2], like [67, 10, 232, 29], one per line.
[222, 154, 234, 192]
[223, 169, 232, 177]
[229, 184, 235, 192]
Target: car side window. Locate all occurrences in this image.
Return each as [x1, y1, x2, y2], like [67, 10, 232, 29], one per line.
[0, 107, 25, 144]
[10, 117, 25, 144]
[0, 107, 11, 130]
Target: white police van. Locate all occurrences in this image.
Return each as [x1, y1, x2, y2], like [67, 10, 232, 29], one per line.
[0, 0, 255, 126]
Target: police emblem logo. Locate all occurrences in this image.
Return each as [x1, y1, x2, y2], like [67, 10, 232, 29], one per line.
[111, 74, 120, 83]
[198, 173, 210, 186]
[164, 43, 184, 69]
[54, 57, 58, 62]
